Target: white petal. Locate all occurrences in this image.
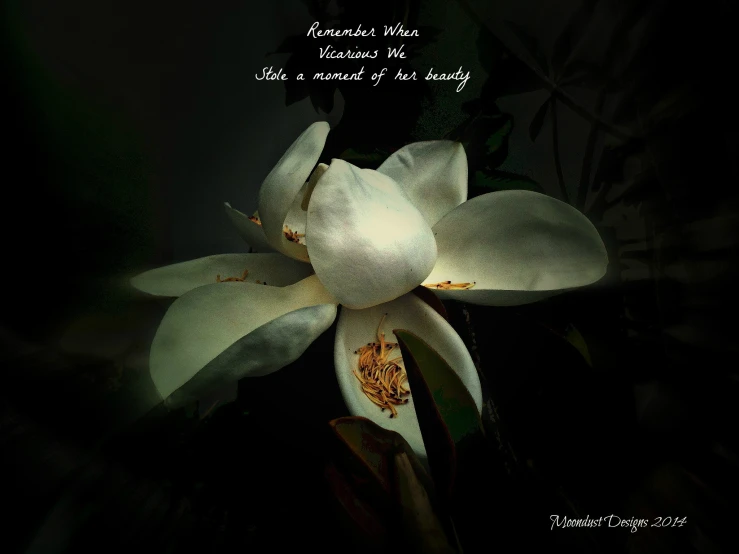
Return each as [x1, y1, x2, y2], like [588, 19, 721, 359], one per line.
[306, 159, 437, 309]
[377, 141, 468, 227]
[224, 203, 274, 252]
[131, 253, 314, 297]
[301, 162, 328, 210]
[334, 294, 483, 459]
[165, 303, 337, 407]
[258, 122, 329, 262]
[150, 275, 337, 400]
[423, 190, 608, 306]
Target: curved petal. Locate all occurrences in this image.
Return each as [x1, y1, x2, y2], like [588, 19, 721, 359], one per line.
[131, 253, 314, 297]
[306, 159, 437, 309]
[423, 190, 608, 306]
[334, 294, 482, 459]
[224, 203, 274, 253]
[258, 122, 329, 262]
[150, 275, 337, 400]
[377, 141, 468, 227]
[164, 303, 337, 407]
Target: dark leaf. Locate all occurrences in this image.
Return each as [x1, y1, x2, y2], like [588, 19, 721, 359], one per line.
[559, 60, 608, 89]
[529, 98, 550, 142]
[503, 20, 549, 76]
[551, 0, 599, 78]
[327, 417, 456, 553]
[411, 286, 449, 322]
[393, 451, 458, 554]
[450, 113, 513, 172]
[474, 25, 507, 74]
[483, 115, 513, 155]
[310, 84, 336, 114]
[564, 323, 593, 367]
[325, 462, 390, 550]
[471, 170, 543, 194]
[482, 54, 546, 99]
[339, 148, 390, 166]
[328, 417, 399, 495]
[610, 94, 639, 129]
[393, 330, 484, 503]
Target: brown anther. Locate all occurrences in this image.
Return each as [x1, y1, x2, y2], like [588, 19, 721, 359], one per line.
[216, 268, 249, 283]
[283, 225, 306, 244]
[423, 280, 477, 290]
[351, 315, 411, 417]
[248, 215, 262, 226]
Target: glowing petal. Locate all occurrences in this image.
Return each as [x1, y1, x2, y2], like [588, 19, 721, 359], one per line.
[258, 122, 329, 262]
[424, 190, 608, 305]
[149, 275, 337, 400]
[334, 293, 482, 459]
[165, 303, 337, 407]
[307, 159, 437, 309]
[131, 253, 314, 297]
[377, 141, 468, 227]
[224, 203, 274, 253]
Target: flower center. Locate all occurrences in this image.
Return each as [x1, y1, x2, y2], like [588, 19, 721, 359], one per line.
[352, 314, 410, 418]
[424, 280, 476, 290]
[248, 215, 262, 226]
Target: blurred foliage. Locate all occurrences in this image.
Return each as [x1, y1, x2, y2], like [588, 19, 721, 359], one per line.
[3, 0, 738, 552]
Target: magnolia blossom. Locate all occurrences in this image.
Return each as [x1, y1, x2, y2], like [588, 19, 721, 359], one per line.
[131, 122, 607, 457]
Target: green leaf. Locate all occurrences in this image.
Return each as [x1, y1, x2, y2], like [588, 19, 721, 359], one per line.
[484, 117, 513, 154]
[339, 148, 390, 165]
[450, 112, 513, 172]
[529, 98, 550, 142]
[564, 324, 593, 367]
[472, 170, 543, 193]
[393, 330, 484, 502]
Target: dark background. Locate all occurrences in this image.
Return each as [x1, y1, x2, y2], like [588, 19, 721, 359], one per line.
[2, 1, 738, 553]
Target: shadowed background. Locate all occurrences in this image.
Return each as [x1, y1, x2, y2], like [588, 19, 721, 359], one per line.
[2, 0, 738, 552]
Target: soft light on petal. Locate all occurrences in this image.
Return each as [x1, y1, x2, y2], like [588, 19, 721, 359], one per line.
[131, 253, 314, 297]
[150, 275, 337, 400]
[377, 141, 468, 227]
[424, 190, 608, 305]
[224, 203, 274, 253]
[164, 303, 337, 407]
[258, 122, 329, 262]
[307, 159, 437, 309]
[301, 162, 328, 211]
[334, 293, 482, 459]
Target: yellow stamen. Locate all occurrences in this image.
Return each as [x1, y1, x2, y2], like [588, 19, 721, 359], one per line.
[215, 268, 268, 285]
[248, 215, 262, 226]
[283, 225, 306, 244]
[352, 314, 411, 418]
[423, 280, 476, 290]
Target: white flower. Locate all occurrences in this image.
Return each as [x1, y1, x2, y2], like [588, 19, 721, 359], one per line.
[132, 122, 608, 457]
